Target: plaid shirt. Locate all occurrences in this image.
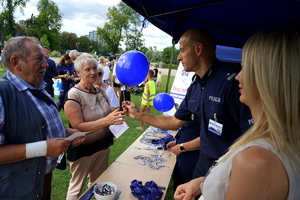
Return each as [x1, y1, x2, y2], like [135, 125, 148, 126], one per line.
[0, 71, 66, 174]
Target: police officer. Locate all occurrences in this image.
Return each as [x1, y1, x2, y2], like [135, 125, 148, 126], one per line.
[122, 27, 252, 193]
[57, 53, 75, 111]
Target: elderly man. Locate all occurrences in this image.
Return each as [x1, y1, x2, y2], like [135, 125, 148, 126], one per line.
[69, 50, 81, 87]
[0, 37, 84, 200]
[123, 27, 253, 198]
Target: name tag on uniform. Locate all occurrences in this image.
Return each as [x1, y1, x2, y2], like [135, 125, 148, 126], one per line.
[208, 119, 223, 136]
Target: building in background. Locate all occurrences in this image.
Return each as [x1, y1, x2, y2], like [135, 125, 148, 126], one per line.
[85, 30, 100, 42]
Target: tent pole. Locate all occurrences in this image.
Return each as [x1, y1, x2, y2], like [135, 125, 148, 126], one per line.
[165, 39, 175, 93]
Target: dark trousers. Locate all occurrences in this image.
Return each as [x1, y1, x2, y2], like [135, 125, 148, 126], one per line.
[119, 90, 131, 111]
[42, 172, 52, 200]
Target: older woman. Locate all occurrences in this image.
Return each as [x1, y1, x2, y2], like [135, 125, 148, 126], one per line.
[64, 53, 125, 200]
[174, 26, 300, 200]
[94, 65, 119, 111]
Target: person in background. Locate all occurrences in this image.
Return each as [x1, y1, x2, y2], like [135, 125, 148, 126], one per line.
[122, 27, 252, 199]
[136, 70, 156, 130]
[152, 63, 158, 82]
[57, 53, 75, 111]
[0, 50, 3, 71]
[69, 50, 81, 87]
[64, 53, 125, 200]
[94, 65, 120, 111]
[174, 26, 300, 200]
[0, 36, 83, 200]
[112, 55, 121, 99]
[156, 70, 163, 91]
[42, 46, 58, 97]
[99, 56, 111, 85]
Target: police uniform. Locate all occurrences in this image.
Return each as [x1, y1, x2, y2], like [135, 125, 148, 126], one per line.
[173, 119, 200, 190]
[174, 60, 253, 178]
[43, 57, 58, 97]
[57, 62, 75, 110]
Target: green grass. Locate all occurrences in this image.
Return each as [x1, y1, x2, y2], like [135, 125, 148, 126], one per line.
[0, 69, 175, 199]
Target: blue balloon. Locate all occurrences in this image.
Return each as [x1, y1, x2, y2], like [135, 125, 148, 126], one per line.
[116, 51, 149, 87]
[153, 93, 175, 112]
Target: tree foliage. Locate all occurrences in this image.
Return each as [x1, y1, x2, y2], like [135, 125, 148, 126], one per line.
[0, 0, 29, 43]
[15, 0, 62, 51]
[60, 31, 77, 53]
[145, 46, 162, 62]
[77, 36, 90, 52]
[162, 46, 180, 65]
[97, 2, 145, 55]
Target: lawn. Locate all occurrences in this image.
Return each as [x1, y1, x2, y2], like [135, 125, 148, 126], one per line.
[0, 68, 176, 200]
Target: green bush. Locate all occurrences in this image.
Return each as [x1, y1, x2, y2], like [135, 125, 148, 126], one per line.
[51, 51, 61, 57]
[163, 63, 178, 70]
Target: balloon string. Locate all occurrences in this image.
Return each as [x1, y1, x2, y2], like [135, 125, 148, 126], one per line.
[123, 87, 126, 103]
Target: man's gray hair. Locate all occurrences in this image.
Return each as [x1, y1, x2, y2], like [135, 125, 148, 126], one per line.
[2, 37, 40, 68]
[69, 50, 80, 57]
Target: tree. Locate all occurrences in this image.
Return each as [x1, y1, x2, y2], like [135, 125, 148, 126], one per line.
[77, 36, 90, 52]
[97, 2, 145, 55]
[35, 0, 62, 51]
[40, 34, 50, 47]
[0, 0, 29, 43]
[145, 46, 162, 62]
[60, 31, 77, 53]
[162, 46, 179, 65]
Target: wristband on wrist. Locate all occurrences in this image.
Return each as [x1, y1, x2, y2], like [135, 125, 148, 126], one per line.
[25, 141, 47, 158]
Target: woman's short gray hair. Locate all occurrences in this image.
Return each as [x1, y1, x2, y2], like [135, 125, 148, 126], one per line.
[74, 53, 98, 71]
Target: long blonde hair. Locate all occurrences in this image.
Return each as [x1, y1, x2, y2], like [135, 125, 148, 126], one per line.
[222, 26, 300, 172]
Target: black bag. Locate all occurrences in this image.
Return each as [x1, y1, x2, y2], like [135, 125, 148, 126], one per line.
[56, 152, 67, 170]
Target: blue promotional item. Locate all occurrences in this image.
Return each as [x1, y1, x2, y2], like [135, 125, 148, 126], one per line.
[116, 51, 149, 87]
[153, 93, 175, 112]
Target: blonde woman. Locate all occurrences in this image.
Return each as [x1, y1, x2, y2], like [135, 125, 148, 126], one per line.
[98, 56, 112, 85]
[174, 26, 300, 200]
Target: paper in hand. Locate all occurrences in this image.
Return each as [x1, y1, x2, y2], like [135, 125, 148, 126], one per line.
[64, 131, 90, 141]
[109, 122, 129, 138]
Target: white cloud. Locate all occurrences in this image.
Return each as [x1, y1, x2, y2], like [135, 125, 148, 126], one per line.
[14, 0, 176, 51]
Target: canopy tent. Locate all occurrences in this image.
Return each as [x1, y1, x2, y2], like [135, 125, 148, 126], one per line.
[122, 0, 300, 48]
[216, 45, 241, 63]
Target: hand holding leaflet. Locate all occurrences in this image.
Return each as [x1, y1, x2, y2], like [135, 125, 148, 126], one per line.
[109, 122, 129, 138]
[64, 131, 90, 141]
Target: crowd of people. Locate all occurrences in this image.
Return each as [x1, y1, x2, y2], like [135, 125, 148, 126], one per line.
[0, 24, 299, 200]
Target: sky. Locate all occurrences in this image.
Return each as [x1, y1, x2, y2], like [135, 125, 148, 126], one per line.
[15, 0, 178, 51]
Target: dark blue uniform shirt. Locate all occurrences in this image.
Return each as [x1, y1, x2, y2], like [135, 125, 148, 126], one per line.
[175, 61, 253, 160]
[43, 57, 58, 85]
[57, 62, 75, 87]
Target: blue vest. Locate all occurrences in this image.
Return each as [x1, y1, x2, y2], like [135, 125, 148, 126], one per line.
[0, 77, 47, 199]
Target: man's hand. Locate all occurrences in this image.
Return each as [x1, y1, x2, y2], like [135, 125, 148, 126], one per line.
[166, 140, 176, 150]
[122, 101, 139, 119]
[174, 177, 204, 200]
[46, 138, 71, 157]
[171, 144, 182, 155]
[66, 128, 85, 147]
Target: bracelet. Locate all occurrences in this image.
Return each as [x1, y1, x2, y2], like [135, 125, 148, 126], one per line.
[25, 141, 47, 158]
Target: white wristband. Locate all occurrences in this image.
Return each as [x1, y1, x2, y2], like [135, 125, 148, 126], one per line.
[25, 141, 47, 159]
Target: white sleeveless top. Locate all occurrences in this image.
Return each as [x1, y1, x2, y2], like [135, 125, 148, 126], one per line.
[200, 139, 300, 200]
